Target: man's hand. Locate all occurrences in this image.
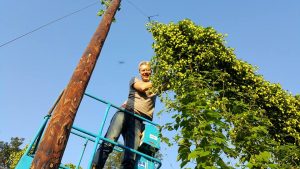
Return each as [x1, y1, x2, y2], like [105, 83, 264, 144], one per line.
[133, 80, 152, 93]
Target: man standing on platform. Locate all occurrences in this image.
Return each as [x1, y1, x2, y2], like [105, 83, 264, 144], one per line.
[92, 61, 156, 169]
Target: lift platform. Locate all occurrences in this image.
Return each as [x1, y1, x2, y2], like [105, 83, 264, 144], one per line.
[16, 93, 161, 169]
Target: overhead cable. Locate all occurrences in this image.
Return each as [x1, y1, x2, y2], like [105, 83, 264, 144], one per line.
[124, 0, 158, 22]
[0, 1, 98, 48]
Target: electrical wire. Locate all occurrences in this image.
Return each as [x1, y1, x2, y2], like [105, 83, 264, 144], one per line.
[124, 0, 158, 22]
[0, 0, 159, 48]
[124, 0, 148, 18]
[0, 1, 99, 48]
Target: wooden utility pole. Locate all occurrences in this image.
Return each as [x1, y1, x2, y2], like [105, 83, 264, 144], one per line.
[31, 0, 121, 168]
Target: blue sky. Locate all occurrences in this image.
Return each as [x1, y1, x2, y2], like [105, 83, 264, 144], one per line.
[1, 0, 300, 168]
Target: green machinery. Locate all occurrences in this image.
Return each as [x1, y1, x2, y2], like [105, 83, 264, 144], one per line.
[16, 93, 161, 169]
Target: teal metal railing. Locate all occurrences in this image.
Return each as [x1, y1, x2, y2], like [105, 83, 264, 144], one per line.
[17, 92, 162, 169]
[83, 93, 162, 169]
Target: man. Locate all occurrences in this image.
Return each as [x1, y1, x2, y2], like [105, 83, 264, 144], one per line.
[92, 61, 156, 169]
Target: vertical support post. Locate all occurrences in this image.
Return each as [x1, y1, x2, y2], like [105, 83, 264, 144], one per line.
[88, 104, 111, 168]
[31, 0, 121, 168]
[76, 139, 89, 169]
[24, 115, 51, 156]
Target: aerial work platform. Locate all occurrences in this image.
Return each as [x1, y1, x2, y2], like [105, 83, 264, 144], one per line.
[16, 93, 162, 169]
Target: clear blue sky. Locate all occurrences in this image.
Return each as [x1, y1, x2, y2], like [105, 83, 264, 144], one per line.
[1, 0, 300, 168]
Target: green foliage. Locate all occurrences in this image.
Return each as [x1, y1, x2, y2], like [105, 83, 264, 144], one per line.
[98, 0, 112, 17]
[0, 137, 24, 168]
[9, 145, 27, 168]
[104, 148, 161, 169]
[147, 19, 300, 168]
[97, 0, 121, 22]
[97, 9, 105, 16]
[105, 149, 123, 169]
[64, 163, 83, 169]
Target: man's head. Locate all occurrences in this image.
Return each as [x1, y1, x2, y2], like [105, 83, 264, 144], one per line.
[138, 61, 151, 82]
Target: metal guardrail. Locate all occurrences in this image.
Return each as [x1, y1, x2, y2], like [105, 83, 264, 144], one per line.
[83, 93, 162, 169]
[17, 93, 162, 169]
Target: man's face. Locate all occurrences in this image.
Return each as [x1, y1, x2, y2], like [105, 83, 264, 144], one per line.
[139, 64, 151, 82]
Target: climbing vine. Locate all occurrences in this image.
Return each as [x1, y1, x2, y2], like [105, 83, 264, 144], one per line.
[97, 0, 120, 22]
[147, 19, 300, 168]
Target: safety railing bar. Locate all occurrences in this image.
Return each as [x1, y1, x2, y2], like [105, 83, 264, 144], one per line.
[84, 93, 159, 126]
[100, 137, 162, 168]
[25, 115, 51, 155]
[98, 104, 111, 140]
[76, 139, 88, 169]
[72, 125, 98, 139]
[70, 130, 123, 151]
[72, 125, 161, 168]
[70, 131, 95, 142]
[88, 104, 112, 168]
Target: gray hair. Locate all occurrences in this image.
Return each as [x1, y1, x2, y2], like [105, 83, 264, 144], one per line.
[138, 61, 151, 70]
